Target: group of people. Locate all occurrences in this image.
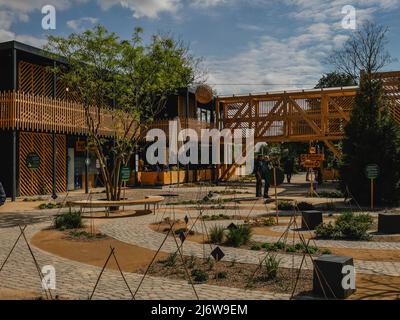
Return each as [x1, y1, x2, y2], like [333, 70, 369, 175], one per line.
[254, 155, 295, 198]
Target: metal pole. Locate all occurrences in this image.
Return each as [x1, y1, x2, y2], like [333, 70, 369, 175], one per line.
[12, 130, 17, 202]
[85, 140, 89, 194]
[273, 166, 279, 224]
[371, 179, 374, 210]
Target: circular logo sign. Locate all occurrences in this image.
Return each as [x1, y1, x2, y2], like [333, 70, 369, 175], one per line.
[26, 153, 40, 170]
[365, 164, 379, 180]
[195, 84, 213, 104]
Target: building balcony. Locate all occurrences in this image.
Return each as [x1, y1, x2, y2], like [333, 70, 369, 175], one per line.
[0, 91, 120, 137]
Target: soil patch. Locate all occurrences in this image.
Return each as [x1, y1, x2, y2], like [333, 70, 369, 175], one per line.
[31, 228, 167, 272]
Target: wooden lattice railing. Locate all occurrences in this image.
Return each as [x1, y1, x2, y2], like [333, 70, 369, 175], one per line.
[146, 117, 216, 140]
[0, 91, 118, 136]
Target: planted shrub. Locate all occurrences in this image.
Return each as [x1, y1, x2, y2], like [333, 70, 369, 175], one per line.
[297, 202, 315, 211]
[225, 225, 252, 247]
[54, 210, 82, 230]
[164, 253, 177, 267]
[285, 245, 297, 253]
[261, 243, 273, 251]
[277, 200, 294, 211]
[262, 255, 281, 280]
[315, 212, 373, 240]
[263, 217, 277, 226]
[272, 241, 285, 251]
[191, 269, 208, 282]
[251, 244, 261, 251]
[215, 271, 228, 279]
[209, 225, 225, 244]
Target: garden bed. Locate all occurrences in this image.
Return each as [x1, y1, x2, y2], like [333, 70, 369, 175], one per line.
[140, 255, 313, 296]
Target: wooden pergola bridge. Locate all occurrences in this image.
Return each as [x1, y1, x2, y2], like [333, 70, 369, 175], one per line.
[216, 71, 400, 179]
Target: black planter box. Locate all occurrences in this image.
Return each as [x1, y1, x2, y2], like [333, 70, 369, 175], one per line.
[301, 210, 323, 230]
[378, 213, 400, 234]
[313, 255, 356, 299]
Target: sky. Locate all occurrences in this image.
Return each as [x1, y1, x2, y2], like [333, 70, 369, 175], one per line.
[0, 0, 399, 95]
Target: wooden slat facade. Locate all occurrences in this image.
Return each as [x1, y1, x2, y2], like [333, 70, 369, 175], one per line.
[19, 132, 66, 196]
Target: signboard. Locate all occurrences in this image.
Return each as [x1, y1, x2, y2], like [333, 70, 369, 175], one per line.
[195, 84, 213, 104]
[303, 160, 320, 168]
[365, 164, 379, 180]
[26, 153, 40, 170]
[120, 166, 131, 182]
[300, 154, 325, 162]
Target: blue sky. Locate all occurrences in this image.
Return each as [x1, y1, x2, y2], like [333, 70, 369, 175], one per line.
[1, 0, 399, 95]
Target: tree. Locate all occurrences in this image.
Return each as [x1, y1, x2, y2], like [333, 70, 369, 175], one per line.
[329, 21, 394, 81]
[315, 72, 357, 89]
[340, 76, 400, 205]
[46, 26, 200, 200]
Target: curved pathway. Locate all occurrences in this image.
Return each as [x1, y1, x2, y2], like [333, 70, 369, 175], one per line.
[99, 213, 400, 277]
[0, 222, 288, 300]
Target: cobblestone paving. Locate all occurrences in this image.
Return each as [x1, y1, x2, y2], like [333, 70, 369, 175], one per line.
[99, 212, 400, 277]
[0, 223, 288, 300]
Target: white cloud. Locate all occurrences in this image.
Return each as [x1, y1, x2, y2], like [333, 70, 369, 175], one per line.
[0, 0, 88, 47]
[190, 0, 227, 8]
[97, 0, 180, 18]
[67, 17, 99, 31]
[206, 0, 400, 95]
[0, 0, 87, 13]
[236, 23, 264, 32]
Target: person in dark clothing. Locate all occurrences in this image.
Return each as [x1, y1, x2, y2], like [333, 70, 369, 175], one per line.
[254, 156, 270, 198]
[254, 155, 264, 198]
[284, 158, 294, 184]
[0, 182, 6, 206]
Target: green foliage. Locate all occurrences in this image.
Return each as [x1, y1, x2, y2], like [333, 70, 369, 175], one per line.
[277, 200, 294, 211]
[45, 25, 199, 201]
[225, 225, 253, 247]
[272, 241, 286, 250]
[186, 254, 196, 269]
[191, 269, 208, 282]
[209, 225, 225, 244]
[262, 255, 281, 280]
[297, 202, 315, 211]
[68, 230, 106, 239]
[321, 249, 332, 255]
[315, 72, 357, 89]
[164, 253, 177, 267]
[39, 202, 64, 210]
[250, 244, 261, 251]
[340, 76, 400, 205]
[54, 211, 82, 230]
[263, 217, 277, 226]
[215, 271, 228, 279]
[316, 212, 373, 240]
[304, 246, 319, 254]
[285, 245, 297, 253]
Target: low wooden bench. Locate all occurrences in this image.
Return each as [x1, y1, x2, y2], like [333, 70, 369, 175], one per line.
[67, 196, 164, 216]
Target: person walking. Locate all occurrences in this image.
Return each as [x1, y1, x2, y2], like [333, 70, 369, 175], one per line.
[0, 182, 6, 206]
[254, 155, 264, 198]
[284, 157, 294, 184]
